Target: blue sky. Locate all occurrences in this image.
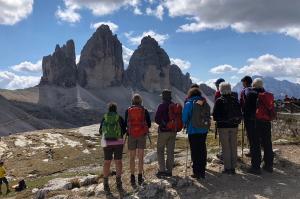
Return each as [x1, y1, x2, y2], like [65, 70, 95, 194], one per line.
[1, 0, 300, 89]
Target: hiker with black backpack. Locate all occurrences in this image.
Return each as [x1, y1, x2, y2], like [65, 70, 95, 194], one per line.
[182, 88, 211, 179]
[99, 103, 126, 193]
[240, 76, 254, 158]
[155, 90, 183, 178]
[247, 78, 275, 175]
[213, 82, 242, 175]
[125, 94, 151, 186]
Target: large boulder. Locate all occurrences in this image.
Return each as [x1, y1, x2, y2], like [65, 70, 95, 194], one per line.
[169, 64, 192, 93]
[40, 40, 77, 87]
[77, 25, 124, 88]
[124, 36, 171, 92]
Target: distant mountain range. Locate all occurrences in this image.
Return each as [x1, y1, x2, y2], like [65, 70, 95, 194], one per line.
[233, 76, 300, 99]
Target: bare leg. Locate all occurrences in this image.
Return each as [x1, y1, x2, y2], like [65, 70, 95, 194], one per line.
[130, 150, 136, 175]
[115, 160, 123, 177]
[137, 149, 144, 174]
[103, 160, 112, 178]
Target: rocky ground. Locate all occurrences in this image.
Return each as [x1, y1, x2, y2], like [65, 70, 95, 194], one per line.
[0, 124, 299, 199]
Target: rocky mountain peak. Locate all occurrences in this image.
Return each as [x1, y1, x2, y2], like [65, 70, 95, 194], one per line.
[40, 39, 77, 87]
[169, 64, 192, 93]
[77, 25, 124, 88]
[141, 35, 159, 47]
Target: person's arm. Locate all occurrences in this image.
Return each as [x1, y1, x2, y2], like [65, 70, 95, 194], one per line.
[99, 118, 104, 135]
[212, 99, 222, 121]
[124, 109, 128, 129]
[145, 109, 151, 128]
[154, 104, 163, 125]
[182, 102, 192, 127]
[119, 116, 126, 137]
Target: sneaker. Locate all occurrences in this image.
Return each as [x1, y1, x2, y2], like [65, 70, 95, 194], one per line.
[156, 171, 166, 179]
[263, 166, 273, 173]
[247, 167, 262, 175]
[138, 173, 144, 185]
[130, 174, 136, 187]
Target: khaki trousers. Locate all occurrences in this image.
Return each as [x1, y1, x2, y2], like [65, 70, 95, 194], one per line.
[157, 132, 177, 173]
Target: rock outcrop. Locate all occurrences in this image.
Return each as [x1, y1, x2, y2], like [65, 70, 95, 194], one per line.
[77, 25, 124, 88]
[124, 36, 171, 92]
[169, 64, 192, 93]
[40, 40, 77, 87]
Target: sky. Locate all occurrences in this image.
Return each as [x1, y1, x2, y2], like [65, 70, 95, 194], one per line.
[1, 0, 300, 90]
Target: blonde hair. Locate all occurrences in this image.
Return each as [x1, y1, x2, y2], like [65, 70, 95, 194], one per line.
[132, 94, 142, 106]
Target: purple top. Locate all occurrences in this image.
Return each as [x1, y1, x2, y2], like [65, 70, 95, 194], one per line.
[155, 101, 172, 132]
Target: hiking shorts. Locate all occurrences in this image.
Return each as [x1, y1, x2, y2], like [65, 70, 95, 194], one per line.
[0, 177, 8, 184]
[103, 145, 123, 161]
[128, 135, 146, 150]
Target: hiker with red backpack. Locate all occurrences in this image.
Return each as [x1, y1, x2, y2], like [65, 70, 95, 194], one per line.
[247, 78, 275, 175]
[155, 90, 183, 178]
[213, 82, 242, 175]
[182, 88, 211, 179]
[125, 94, 151, 187]
[99, 103, 126, 193]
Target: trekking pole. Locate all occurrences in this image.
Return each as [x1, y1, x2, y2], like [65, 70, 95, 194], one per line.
[185, 128, 189, 177]
[241, 121, 245, 160]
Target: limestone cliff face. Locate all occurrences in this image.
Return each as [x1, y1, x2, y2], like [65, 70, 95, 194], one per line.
[77, 25, 124, 88]
[169, 64, 192, 93]
[40, 40, 77, 87]
[124, 36, 171, 92]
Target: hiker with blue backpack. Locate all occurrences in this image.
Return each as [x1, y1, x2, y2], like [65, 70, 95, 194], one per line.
[182, 87, 211, 179]
[99, 103, 126, 193]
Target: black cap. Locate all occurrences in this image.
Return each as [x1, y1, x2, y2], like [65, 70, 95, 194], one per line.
[215, 78, 225, 86]
[161, 89, 172, 101]
[241, 76, 253, 85]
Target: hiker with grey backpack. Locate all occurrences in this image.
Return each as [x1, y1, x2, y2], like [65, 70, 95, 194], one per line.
[182, 87, 211, 179]
[99, 103, 126, 194]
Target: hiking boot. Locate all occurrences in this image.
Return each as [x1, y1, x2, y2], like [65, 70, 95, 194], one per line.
[0, 191, 2, 195]
[191, 174, 200, 179]
[165, 172, 172, 177]
[156, 171, 166, 179]
[231, 169, 236, 175]
[103, 177, 110, 193]
[116, 176, 124, 192]
[222, 169, 231, 174]
[247, 167, 262, 175]
[263, 166, 273, 173]
[6, 189, 10, 195]
[245, 152, 251, 157]
[138, 173, 144, 185]
[130, 174, 136, 187]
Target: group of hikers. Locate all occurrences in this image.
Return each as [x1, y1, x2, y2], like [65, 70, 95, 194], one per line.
[98, 75, 276, 193]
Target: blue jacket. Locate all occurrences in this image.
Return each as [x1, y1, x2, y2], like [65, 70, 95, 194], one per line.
[182, 96, 209, 135]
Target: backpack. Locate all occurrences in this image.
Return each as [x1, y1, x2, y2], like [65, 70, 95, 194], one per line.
[221, 95, 242, 125]
[256, 92, 276, 121]
[166, 103, 183, 132]
[102, 113, 122, 140]
[191, 100, 211, 129]
[127, 106, 149, 138]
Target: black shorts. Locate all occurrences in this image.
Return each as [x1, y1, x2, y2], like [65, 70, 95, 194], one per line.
[103, 145, 123, 160]
[0, 177, 8, 184]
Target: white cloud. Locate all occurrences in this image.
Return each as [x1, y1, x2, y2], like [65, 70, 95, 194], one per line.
[133, 7, 142, 15]
[238, 54, 300, 78]
[210, 64, 238, 74]
[55, 4, 81, 23]
[0, 0, 33, 25]
[90, 21, 119, 33]
[170, 58, 191, 70]
[76, 55, 80, 64]
[164, 0, 300, 40]
[11, 60, 42, 73]
[122, 46, 134, 67]
[0, 71, 40, 90]
[146, 4, 164, 20]
[57, 0, 141, 23]
[125, 30, 169, 45]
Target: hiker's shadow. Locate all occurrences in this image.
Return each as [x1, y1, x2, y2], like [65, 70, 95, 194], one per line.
[163, 153, 300, 199]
